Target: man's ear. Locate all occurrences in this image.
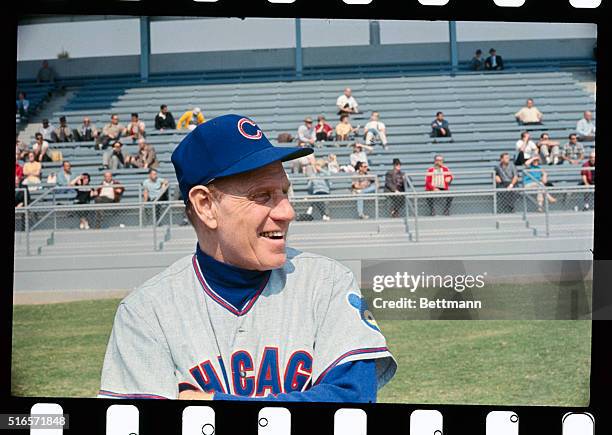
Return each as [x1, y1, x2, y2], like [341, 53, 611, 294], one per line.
[188, 186, 218, 230]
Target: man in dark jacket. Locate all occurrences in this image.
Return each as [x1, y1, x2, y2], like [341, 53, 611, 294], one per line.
[485, 48, 504, 70]
[155, 104, 176, 130]
[385, 158, 406, 218]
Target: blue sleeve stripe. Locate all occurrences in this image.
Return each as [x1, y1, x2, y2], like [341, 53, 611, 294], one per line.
[98, 389, 170, 400]
[313, 347, 389, 386]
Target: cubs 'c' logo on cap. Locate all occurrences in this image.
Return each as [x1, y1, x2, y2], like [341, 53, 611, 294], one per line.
[237, 117, 263, 140]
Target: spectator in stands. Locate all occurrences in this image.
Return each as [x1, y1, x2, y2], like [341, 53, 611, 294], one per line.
[155, 104, 176, 131]
[349, 142, 372, 168]
[315, 115, 334, 142]
[177, 107, 205, 131]
[352, 161, 376, 220]
[561, 133, 585, 165]
[53, 116, 73, 142]
[494, 152, 518, 213]
[36, 60, 56, 83]
[297, 117, 317, 147]
[385, 158, 405, 218]
[364, 111, 389, 150]
[125, 112, 146, 142]
[327, 153, 340, 173]
[484, 48, 504, 71]
[15, 175, 30, 211]
[470, 49, 484, 71]
[291, 146, 316, 176]
[126, 138, 159, 169]
[306, 159, 332, 221]
[580, 151, 595, 211]
[576, 111, 595, 141]
[93, 171, 125, 228]
[336, 87, 359, 115]
[39, 118, 56, 143]
[15, 152, 24, 184]
[74, 173, 96, 230]
[430, 112, 452, 138]
[97, 114, 126, 150]
[537, 133, 561, 165]
[32, 133, 51, 162]
[16, 92, 30, 121]
[523, 155, 556, 212]
[56, 160, 79, 187]
[335, 114, 359, 141]
[22, 152, 42, 188]
[514, 131, 538, 166]
[425, 155, 453, 216]
[103, 140, 129, 170]
[142, 169, 169, 224]
[16, 137, 29, 161]
[73, 117, 99, 142]
[515, 98, 543, 125]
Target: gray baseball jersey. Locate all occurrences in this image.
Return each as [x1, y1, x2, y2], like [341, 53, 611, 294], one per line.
[99, 247, 396, 399]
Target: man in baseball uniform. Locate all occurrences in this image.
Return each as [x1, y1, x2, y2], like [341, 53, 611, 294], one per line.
[99, 114, 397, 402]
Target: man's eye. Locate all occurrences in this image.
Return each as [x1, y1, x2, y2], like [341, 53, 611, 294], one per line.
[251, 192, 272, 203]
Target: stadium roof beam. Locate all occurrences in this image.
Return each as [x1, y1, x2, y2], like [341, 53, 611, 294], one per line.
[295, 18, 303, 78]
[140, 17, 150, 82]
[449, 21, 458, 76]
[18, 15, 216, 25]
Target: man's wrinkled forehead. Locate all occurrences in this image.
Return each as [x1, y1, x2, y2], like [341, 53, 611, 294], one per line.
[213, 162, 289, 194]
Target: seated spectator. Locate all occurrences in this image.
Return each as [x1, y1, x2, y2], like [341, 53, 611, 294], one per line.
[494, 152, 519, 213]
[15, 175, 30, 210]
[16, 137, 29, 161]
[142, 168, 169, 202]
[431, 112, 452, 138]
[93, 171, 125, 228]
[22, 152, 42, 188]
[155, 104, 176, 131]
[537, 133, 561, 165]
[31, 133, 51, 162]
[73, 117, 99, 142]
[576, 111, 595, 141]
[39, 119, 56, 143]
[560, 133, 585, 165]
[351, 161, 376, 220]
[56, 160, 80, 187]
[177, 107, 205, 131]
[15, 153, 24, 184]
[485, 48, 504, 70]
[336, 88, 359, 115]
[103, 141, 129, 170]
[297, 117, 316, 147]
[16, 92, 30, 121]
[291, 148, 316, 176]
[53, 116, 73, 142]
[385, 158, 405, 218]
[335, 114, 359, 141]
[126, 138, 159, 169]
[514, 131, 538, 166]
[314, 115, 334, 142]
[306, 159, 332, 221]
[515, 99, 543, 125]
[349, 142, 372, 168]
[523, 155, 556, 212]
[125, 112, 146, 142]
[327, 153, 340, 173]
[425, 155, 454, 216]
[469, 49, 484, 71]
[36, 60, 56, 83]
[73, 173, 97, 229]
[580, 151, 595, 211]
[364, 111, 389, 149]
[97, 114, 126, 150]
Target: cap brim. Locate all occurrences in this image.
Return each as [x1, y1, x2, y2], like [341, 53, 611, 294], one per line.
[213, 145, 313, 181]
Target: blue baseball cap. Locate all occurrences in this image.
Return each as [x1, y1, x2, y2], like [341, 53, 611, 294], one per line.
[172, 114, 313, 202]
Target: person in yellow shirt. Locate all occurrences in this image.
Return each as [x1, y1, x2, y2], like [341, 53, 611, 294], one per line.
[177, 107, 205, 130]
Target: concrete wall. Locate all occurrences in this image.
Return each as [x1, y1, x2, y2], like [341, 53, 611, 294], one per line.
[16, 37, 596, 81]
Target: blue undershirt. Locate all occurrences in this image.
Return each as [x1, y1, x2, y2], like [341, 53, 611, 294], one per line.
[195, 244, 378, 403]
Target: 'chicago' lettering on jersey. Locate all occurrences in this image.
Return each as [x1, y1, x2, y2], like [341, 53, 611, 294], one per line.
[186, 348, 313, 397]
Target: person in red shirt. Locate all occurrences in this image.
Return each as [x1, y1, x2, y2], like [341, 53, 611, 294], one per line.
[425, 154, 454, 216]
[15, 153, 24, 184]
[314, 115, 333, 142]
[580, 151, 595, 211]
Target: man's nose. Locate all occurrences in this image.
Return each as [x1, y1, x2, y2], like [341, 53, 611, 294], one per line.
[270, 196, 295, 222]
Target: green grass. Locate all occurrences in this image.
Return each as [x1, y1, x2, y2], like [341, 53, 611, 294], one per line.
[12, 300, 591, 406]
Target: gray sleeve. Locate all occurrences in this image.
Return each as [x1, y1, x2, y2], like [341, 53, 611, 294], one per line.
[312, 262, 397, 390]
[98, 301, 177, 399]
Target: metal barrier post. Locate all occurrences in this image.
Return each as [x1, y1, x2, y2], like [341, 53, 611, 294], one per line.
[167, 185, 173, 238]
[544, 187, 550, 237]
[414, 194, 419, 242]
[374, 177, 379, 219]
[138, 185, 143, 228]
[522, 188, 528, 220]
[152, 202, 158, 251]
[492, 172, 498, 216]
[24, 193, 30, 256]
[52, 188, 57, 230]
